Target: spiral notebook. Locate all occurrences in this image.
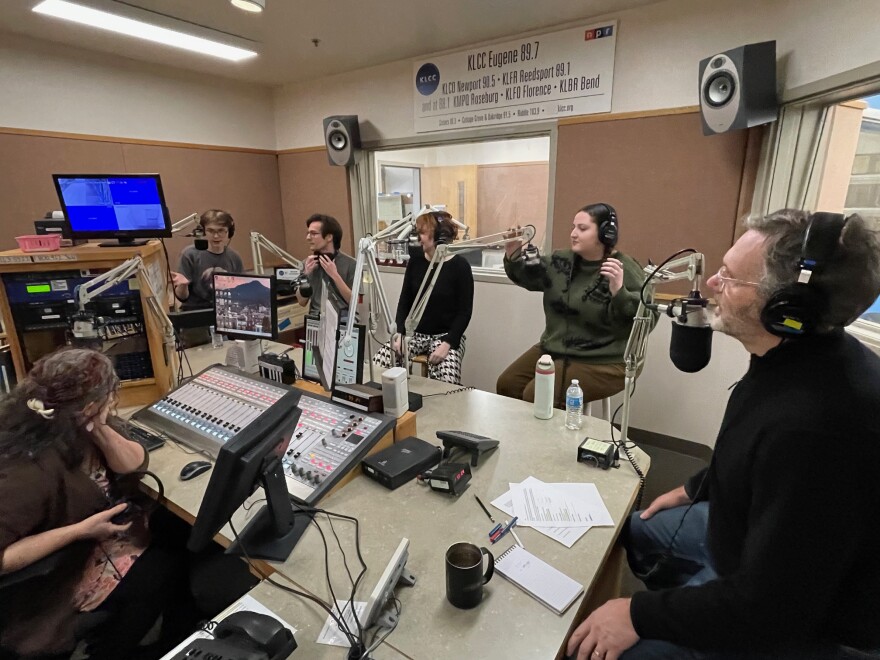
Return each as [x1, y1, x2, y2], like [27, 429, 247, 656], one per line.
[494, 545, 584, 615]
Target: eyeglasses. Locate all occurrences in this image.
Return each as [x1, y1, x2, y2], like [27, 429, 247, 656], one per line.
[306, 231, 322, 237]
[204, 228, 229, 237]
[714, 266, 760, 292]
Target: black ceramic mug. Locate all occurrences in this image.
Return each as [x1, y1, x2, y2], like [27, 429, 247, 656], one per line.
[445, 542, 494, 609]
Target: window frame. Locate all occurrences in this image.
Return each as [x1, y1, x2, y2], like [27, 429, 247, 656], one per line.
[351, 122, 558, 283]
[751, 64, 880, 350]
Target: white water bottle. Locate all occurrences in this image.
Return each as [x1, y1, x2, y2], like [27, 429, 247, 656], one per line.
[533, 354, 555, 419]
[565, 379, 584, 430]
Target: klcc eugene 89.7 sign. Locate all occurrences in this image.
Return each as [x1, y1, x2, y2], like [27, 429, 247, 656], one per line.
[413, 22, 617, 133]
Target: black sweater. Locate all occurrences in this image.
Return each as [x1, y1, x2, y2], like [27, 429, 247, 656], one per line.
[395, 252, 473, 349]
[631, 329, 880, 652]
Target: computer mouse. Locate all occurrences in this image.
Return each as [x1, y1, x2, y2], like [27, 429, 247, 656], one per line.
[180, 460, 212, 481]
[214, 611, 296, 657]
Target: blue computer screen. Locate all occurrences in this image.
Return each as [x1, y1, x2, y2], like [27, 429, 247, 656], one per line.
[54, 175, 169, 233]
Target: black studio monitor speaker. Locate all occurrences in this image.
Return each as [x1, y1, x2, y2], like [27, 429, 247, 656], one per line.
[323, 115, 361, 167]
[699, 40, 777, 135]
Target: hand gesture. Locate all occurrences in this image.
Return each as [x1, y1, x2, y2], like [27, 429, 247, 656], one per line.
[77, 505, 132, 541]
[639, 485, 692, 520]
[319, 254, 339, 280]
[600, 258, 625, 296]
[170, 271, 189, 288]
[429, 341, 451, 365]
[304, 255, 319, 276]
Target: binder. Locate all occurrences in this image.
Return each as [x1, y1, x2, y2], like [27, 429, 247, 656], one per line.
[493, 545, 584, 615]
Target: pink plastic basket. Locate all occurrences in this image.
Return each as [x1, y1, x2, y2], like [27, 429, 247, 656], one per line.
[15, 234, 61, 252]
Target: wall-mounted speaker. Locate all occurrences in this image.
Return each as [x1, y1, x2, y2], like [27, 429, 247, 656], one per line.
[698, 41, 777, 135]
[323, 115, 361, 167]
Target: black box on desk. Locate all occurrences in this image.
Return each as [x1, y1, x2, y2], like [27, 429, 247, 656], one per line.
[361, 436, 441, 490]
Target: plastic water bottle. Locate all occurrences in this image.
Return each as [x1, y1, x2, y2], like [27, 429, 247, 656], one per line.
[533, 354, 555, 419]
[565, 379, 584, 430]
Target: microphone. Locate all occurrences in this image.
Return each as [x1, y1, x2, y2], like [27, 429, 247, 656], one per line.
[185, 226, 208, 250]
[654, 291, 713, 373]
[522, 243, 541, 267]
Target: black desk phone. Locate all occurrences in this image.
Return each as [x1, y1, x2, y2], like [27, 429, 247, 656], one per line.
[170, 611, 297, 660]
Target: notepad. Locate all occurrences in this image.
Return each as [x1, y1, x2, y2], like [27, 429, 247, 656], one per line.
[493, 545, 584, 615]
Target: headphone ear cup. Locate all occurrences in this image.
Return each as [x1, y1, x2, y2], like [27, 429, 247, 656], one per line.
[760, 284, 825, 337]
[600, 221, 618, 247]
[227, 221, 235, 239]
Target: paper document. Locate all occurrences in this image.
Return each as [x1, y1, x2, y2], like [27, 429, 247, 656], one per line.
[511, 478, 610, 527]
[317, 600, 367, 647]
[159, 593, 298, 659]
[491, 477, 613, 547]
[319, 290, 339, 388]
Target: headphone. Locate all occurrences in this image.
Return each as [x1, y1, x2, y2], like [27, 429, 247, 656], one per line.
[596, 203, 619, 248]
[432, 212, 454, 245]
[760, 211, 848, 337]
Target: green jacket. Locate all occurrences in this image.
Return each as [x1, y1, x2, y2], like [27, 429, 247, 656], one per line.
[504, 248, 653, 363]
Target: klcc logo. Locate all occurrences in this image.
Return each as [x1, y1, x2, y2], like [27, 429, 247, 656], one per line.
[416, 63, 440, 96]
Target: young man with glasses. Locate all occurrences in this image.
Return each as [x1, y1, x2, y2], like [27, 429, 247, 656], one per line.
[296, 213, 357, 319]
[172, 209, 243, 310]
[566, 209, 880, 660]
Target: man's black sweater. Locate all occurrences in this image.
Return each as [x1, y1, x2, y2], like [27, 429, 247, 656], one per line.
[631, 329, 880, 652]
[395, 252, 473, 349]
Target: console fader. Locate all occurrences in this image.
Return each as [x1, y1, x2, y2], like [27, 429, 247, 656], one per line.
[132, 365, 394, 504]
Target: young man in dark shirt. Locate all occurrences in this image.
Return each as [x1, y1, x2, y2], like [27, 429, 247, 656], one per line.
[295, 213, 356, 319]
[566, 209, 880, 660]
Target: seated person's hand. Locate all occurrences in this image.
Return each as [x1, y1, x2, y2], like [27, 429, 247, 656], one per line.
[77, 505, 132, 540]
[429, 341, 451, 365]
[391, 333, 402, 354]
[304, 255, 319, 275]
[170, 271, 190, 288]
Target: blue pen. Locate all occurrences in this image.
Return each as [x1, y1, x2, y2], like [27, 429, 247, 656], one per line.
[492, 517, 519, 543]
[488, 523, 503, 538]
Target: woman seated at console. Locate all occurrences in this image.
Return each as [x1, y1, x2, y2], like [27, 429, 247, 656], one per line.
[497, 203, 653, 407]
[0, 348, 196, 660]
[373, 209, 474, 384]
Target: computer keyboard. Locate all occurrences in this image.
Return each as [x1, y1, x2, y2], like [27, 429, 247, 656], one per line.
[128, 425, 166, 452]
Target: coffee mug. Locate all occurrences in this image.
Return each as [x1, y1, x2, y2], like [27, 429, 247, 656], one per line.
[445, 542, 494, 609]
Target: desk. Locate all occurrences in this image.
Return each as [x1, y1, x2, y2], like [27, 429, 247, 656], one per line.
[143, 367, 646, 659]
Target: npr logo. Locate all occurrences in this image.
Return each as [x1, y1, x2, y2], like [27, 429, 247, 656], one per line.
[585, 26, 614, 40]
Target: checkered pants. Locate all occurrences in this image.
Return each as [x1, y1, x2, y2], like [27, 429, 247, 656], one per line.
[372, 332, 466, 385]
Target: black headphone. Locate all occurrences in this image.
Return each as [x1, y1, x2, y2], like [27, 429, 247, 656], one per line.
[596, 203, 619, 248]
[760, 211, 848, 337]
[432, 212, 453, 245]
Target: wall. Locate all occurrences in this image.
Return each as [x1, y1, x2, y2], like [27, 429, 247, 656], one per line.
[0, 34, 276, 150]
[273, 0, 880, 148]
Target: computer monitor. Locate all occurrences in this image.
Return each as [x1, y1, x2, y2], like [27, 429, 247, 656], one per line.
[187, 388, 309, 561]
[52, 174, 172, 247]
[213, 273, 278, 341]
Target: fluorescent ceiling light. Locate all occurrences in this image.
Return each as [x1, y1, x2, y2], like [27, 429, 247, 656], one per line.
[33, 0, 258, 62]
[231, 0, 265, 12]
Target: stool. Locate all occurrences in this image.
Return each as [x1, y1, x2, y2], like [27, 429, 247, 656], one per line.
[410, 354, 429, 377]
[585, 397, 612, 421]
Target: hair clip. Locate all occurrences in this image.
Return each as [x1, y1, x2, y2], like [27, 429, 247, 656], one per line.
[26, 398, 55, 419]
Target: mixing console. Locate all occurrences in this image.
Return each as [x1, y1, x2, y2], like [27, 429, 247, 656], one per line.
[132, 364, 394, 504]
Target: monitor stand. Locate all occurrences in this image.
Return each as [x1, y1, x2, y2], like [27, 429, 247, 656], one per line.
[227, 457, 314, 562]
[97, 238, 150, 248]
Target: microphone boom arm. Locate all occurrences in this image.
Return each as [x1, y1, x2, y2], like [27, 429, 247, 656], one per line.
[400, 225, 536, 365]
[619, 252, 705, 452]
[250, 231, 304, 275]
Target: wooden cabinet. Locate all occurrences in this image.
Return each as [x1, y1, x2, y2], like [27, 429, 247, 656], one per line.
[0, 241, 175, 407]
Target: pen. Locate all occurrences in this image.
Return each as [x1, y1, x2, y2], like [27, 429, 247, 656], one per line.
[488, 523, 503, 538]
[492, 517, 519, 544]
[475, 495, 495, 523]
[510, 527, 524, 547]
